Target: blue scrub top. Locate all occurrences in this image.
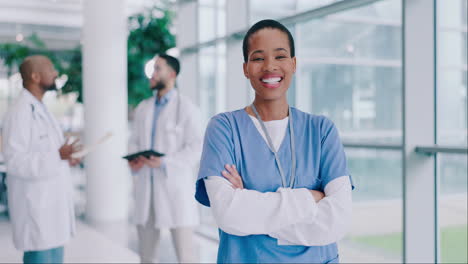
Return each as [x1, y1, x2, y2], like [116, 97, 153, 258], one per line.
[196, 107, 353, 264]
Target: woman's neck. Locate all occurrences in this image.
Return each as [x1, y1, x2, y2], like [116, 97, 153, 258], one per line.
[247, 98, 289, 121]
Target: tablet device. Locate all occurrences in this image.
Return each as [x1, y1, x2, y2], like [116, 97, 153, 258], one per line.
[123, 150, 165, 161]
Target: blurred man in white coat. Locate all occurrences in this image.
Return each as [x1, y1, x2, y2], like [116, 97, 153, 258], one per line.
[128, 54, 202, 263]
[1, 55, 81, 264]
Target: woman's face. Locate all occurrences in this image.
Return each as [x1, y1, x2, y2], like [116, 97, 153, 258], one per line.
[243, 28, 296, 102]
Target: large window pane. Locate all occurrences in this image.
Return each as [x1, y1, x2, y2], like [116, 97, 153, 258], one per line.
[217, 0, 226, 37]
[298, 17, 401, 60]
[437, 0, 468, 146]
[438, 154, 468, 263]
[335, 0, 401, 21]
[199, 43, 226, 121]
[198, 0, 226, 42]
[198, 6, 216, 42]
[250, 0, 296, 23]
[215, 41, 226, 113]
[297, 0, 343, 12]
[341, 148, 403, 263]
[437, 2, 467, 262]
[251, 0, 353, 22]
[199, 46, 216, 120]
[296, 0, 402, 144]
[299, 64, 401, 143]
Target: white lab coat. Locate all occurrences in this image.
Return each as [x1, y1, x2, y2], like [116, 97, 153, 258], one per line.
[129, 89, 202, 228]
[1, 90, 75, 251]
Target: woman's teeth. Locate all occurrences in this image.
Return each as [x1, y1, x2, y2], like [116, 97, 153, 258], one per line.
[261, 77, 282, 83]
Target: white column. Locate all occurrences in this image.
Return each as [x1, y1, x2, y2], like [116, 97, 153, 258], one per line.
[403, 0, 437, 262]
[82, 0, 129, 223]
[225, 0, 250, 111]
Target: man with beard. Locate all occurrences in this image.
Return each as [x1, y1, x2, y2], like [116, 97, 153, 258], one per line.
[128, 54, 202, 263]
[1, 55, 81, 263]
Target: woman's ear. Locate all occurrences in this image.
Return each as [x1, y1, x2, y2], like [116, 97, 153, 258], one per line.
[243, 63, 249, 79]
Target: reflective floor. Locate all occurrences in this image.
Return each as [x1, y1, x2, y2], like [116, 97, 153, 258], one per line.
[0, 215, 218, 263]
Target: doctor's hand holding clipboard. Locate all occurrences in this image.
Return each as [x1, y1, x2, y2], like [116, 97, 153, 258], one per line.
[124, 150, 165, 172]
[59, 137, 83, 167]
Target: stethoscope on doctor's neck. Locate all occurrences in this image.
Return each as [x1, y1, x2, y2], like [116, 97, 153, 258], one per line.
[30, 102, 50, 122]
[251, 103, 296, 189]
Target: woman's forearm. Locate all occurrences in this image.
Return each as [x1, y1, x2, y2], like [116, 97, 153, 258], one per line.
[270, 176, 352, 246]
[204, 176, 318, 236]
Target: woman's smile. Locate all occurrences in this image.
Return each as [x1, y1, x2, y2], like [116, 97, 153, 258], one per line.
[260, 73, 283, 89]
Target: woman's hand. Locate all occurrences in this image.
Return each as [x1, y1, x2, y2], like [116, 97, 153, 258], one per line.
[309, 190, 325, 202]
[222, 164, 244, 189]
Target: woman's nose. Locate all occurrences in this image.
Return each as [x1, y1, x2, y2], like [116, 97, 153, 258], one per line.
[262, 57, 278, 72]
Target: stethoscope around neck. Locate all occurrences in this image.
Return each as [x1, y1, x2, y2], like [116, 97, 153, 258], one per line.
[251, 104, 296, 189]
[30, 103, 47, 121]
[30, 104, 36, 119]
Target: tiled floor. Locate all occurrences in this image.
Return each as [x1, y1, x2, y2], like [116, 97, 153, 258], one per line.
[0, 217, 139, 263]
[0, 216, 218, 263]
[88, 219, 218, 263]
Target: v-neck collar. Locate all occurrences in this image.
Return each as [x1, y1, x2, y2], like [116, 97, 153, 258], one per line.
[241, 109, 290, 154]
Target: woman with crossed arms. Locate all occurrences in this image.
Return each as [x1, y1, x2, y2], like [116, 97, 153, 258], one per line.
[195, 19, 354, 263]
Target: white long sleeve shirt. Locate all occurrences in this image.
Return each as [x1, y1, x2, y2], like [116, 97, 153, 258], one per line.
[204, 115, 352, 246]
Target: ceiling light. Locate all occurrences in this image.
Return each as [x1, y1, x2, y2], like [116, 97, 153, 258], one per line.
[16, 33, 24, 42]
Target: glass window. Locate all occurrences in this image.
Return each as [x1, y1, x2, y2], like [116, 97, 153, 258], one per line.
[438, 154, 468, 263]
[296, 0, 402, 144]
[437, 1, 468, 263]
[437, 0, 468, 146]
[198, 0, 226, 42]
[297, 0, 344, 12]
[215, 41, 226, 113]
[217, 0, 226, 37]
[334, 0, 401, 21]
[199, 0, 215, 5]
[250, 0, 296, 23]
[341, 148, 403, 263]
[198, 42, 226, 121]
[199, 46, 217, 120]
[251, 0, 355, 22]
[198, 6, 216, 42]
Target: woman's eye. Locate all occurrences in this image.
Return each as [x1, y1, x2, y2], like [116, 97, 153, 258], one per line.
[251, 57, 264, 61]
[276, 56, 287, 59]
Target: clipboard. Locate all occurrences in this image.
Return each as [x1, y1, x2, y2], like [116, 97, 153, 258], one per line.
[123, 150, 165, 161]
[71, 132, 113, 159]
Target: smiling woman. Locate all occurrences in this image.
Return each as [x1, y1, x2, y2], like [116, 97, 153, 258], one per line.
[243, 29, 296, 108]
[195, 19, 355, 264]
